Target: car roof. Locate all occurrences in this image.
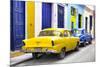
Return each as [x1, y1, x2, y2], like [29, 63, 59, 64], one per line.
[43, 28, 70, 32]
[73, 28, 85, 31]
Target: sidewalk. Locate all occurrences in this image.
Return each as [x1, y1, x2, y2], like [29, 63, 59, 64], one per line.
[10, 53, 32, 65]
[10, 50, 25, 58]
[92, 40, 96, 45]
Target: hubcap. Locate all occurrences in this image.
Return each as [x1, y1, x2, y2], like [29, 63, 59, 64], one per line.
[60, 50, 65, 58]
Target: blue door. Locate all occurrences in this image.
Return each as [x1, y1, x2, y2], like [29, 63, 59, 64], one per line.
[10, 1, 25, 51]
[85, 17, 88, 32]
[90, 15, 92, 31]
[42, 3, 52, 29]
[58, 5, 64, 28]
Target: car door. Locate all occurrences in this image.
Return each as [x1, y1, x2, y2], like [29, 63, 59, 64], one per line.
[83, 30, 89, 42]
[86, 33, 91, 42]
[68, 31, 76, 50]
[63, 31, 73, 51]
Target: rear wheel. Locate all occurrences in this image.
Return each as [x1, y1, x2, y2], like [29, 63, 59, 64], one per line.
[32, 53, 39, 59]
[82, 42, 86, 47]
[58, 48, 66, 59]
[88, 40, 92, 44]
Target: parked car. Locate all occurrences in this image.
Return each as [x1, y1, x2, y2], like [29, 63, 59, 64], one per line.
[21, 28, 80, 59]
[72, 28, 92, 47]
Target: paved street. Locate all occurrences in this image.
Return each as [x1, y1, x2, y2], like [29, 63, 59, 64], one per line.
[11, 44, 95, 67]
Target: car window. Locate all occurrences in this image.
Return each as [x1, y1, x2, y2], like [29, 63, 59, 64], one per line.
[38, 30, 61, 36]
[82, 30, 85, 34]
[76, 30, 81, 34]
[64, 32, 68, 37]
[63, 31, 70, 37]
[68, 32, 71, 36]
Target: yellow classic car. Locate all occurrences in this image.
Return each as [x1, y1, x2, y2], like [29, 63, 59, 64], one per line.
[21, 28, 80, 59]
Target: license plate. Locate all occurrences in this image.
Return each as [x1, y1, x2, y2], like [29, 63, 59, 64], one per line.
[34, 48, 42, 52]
[26, 48, 33, 52]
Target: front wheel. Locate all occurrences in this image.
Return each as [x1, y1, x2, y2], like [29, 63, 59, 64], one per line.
[74, 45, 79, 51]
[58, 48, 66, 59]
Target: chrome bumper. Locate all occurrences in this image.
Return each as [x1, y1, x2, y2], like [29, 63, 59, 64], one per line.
[21, 49, 58, 53]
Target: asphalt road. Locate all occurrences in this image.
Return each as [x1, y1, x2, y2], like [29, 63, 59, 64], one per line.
[12, 44, 95, 67]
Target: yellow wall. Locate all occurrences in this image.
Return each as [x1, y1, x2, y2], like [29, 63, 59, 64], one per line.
[71, 16, 76, 28]
[70, 7, 77, 29]
[79, 15, 82, 28]
[27, 1, 35, 38]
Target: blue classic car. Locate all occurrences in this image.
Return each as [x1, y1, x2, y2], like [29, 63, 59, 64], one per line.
[72, 28, 92, 46]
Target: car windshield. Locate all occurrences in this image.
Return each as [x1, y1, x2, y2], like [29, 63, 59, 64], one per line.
[76, 30, 82, 34]
[38, 30, 61, 36]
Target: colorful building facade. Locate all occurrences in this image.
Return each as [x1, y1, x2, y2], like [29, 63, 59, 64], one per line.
[10, 1, 95, 51]
[83, 6, 95, 38]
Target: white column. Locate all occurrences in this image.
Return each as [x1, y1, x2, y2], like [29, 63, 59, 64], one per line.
[35, 2, 42, 37]
[51, 3, 58, 28]
[64, 6, 67, 29]
[88, 16, 90, 33]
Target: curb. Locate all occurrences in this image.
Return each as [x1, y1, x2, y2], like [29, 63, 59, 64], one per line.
[10, 53, 32, 66]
